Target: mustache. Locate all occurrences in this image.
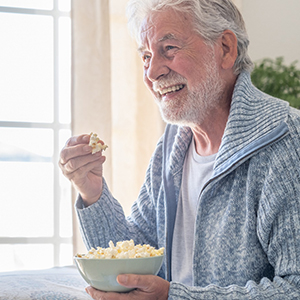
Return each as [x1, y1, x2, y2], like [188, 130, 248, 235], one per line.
[153, 72, 187, 92]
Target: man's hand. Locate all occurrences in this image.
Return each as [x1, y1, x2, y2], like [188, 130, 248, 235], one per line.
[59, 134, 106, 206]
[86, 274, 170, 300]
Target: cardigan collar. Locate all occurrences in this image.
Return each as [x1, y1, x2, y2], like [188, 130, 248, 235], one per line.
[215, 71, 289, 175]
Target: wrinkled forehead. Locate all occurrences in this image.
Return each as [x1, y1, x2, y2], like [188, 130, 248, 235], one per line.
[138, 9, 192, 49]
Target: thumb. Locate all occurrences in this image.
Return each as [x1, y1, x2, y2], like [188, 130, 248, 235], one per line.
[117, 274, 146, 289]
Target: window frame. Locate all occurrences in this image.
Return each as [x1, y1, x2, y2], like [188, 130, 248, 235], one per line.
[0, 0, 72, 269]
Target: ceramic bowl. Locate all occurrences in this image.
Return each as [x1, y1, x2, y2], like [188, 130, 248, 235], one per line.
[74, 255, 164, 292]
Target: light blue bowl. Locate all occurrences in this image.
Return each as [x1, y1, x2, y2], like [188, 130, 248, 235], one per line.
[74, 255, 164, 292]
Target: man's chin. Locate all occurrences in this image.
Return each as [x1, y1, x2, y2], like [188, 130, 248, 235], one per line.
[160, 110, 190, 127]
[160, 107, 207, 127]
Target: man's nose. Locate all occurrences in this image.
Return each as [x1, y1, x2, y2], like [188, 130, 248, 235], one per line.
[146, 54, 170, 82]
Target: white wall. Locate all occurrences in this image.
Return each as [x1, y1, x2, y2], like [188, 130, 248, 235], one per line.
[240, 0, 300, 66]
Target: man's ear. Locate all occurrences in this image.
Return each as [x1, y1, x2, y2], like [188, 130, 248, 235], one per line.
[219, 30, 238, 70]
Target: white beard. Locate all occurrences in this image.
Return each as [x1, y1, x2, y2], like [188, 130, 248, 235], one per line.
[153, 50, 225, 127]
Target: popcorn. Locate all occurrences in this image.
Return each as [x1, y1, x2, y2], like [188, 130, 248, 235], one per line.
[89, 132, 108, 154]
[76, 240, 164, 259]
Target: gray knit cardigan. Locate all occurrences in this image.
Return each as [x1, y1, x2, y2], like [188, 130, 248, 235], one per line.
[76, 71, 300, 299]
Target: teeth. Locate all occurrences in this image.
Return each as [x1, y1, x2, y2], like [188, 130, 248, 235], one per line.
[159, 84, 184, 95]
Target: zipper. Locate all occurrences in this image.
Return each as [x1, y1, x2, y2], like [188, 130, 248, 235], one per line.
[203, 122, 289, 196]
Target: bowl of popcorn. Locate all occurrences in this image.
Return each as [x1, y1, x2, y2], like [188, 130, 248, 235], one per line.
[74, 239, 165, 292]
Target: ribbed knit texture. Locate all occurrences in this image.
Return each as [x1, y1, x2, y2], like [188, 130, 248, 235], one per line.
[76, 72, 300, 299]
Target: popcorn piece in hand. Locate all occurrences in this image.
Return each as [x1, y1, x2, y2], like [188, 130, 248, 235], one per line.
[89, 132, 108, 154]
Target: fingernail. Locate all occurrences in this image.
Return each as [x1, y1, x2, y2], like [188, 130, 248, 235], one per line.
[118, 274, 128, 285]
[83, 135, 90, 143]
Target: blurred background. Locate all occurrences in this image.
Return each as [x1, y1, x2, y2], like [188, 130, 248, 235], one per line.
[0, 0, 299, 272]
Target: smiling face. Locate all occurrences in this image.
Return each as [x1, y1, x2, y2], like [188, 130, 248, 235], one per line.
[139, 8, 226, 126]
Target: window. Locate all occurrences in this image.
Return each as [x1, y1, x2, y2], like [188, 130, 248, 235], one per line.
[0, 0, 72, 271]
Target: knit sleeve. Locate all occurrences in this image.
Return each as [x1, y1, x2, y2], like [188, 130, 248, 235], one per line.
[75, 138, 164, 251]
[168, 276, 299, 299]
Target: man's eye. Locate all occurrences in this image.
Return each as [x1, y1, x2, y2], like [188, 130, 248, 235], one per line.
[165, 45, 176, 51]
[142, 54, 151, 62]
[141, 54, 151, 67]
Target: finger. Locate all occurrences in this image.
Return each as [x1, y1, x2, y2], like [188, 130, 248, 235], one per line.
[60, 134, 91, 165]
[66, 134, 90, 147]
[117, 275, 170, 300]
[85, 286, 123, 300]
[62, 151, 104, 176]
[60, 134, 108, 166]
[86, 286, 104, 299]
[61, 157, 106, 187]
[85, 286, 100, 299]
[117, 274, 149, 290]
[59, 142, 93, 166]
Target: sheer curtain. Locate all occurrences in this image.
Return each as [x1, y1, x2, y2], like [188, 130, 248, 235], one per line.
[71, 0, 164, 253]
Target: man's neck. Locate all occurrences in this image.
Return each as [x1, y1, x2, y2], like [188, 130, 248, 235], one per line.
[191, 105, 230, 156]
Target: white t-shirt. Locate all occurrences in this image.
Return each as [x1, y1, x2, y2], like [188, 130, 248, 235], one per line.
[171, 138, 216, 285]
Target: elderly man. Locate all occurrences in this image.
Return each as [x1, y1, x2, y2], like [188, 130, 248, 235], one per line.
[59, 0, 300, 299]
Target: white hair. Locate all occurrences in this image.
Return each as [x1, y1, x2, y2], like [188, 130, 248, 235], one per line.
[126, 0, 253, 75]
